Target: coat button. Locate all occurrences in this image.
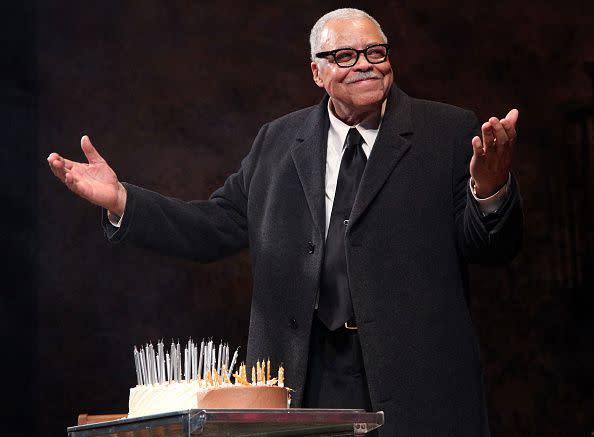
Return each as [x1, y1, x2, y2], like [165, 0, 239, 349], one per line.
[307, 242, 315, 254]
[289, 318, 298, 329]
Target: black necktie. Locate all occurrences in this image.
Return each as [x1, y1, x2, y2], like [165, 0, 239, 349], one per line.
[318, 128, 367, 331]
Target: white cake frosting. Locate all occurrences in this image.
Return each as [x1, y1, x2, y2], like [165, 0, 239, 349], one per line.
[129, 381, 207, 417]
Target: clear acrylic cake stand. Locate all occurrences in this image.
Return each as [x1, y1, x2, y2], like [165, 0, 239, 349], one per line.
[67, 408, 384, 436]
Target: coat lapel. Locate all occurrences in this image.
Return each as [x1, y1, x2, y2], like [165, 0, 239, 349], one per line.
[290, 87, 414, 236]
[349, 87, 414, 227]
[290, 97, 330, 240]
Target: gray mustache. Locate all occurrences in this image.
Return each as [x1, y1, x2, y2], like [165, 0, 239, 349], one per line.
[345, 71, 383, 84]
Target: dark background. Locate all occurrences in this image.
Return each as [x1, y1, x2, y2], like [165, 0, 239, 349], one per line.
[1, 1, 593, 436]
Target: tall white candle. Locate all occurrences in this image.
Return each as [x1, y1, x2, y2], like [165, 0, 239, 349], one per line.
[166, 353, 171, 383]
[198, 340, 204, 380]
[229, 348, 239, 376]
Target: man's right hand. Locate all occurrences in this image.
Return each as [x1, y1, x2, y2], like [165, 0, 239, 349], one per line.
[47, 135, 127, 217]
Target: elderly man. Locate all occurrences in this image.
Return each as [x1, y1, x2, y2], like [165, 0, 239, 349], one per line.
[48, 8, 522, 436]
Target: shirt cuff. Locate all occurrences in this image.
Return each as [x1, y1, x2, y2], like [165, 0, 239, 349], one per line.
[469, 173, 511, 216]
[107, 209, 124, 227]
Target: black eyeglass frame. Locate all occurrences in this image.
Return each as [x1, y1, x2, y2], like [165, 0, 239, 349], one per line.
[315, 43, 390, 68]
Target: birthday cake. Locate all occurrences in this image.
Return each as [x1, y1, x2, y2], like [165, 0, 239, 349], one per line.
[128, 340, 289, 418]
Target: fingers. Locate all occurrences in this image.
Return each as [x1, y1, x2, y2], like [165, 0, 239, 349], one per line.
[471, 109, 517, 195]
[53, 155, 74, 171]
[481, 122, 495, 151]
[48, 153, 68, 182]
[81, 135, 105, 164]
[56, 158, 84, 193]
[489, 117, 509, 151]
[471, 135, 484, 156]
[505, 108, 519, 126]
[501, 109, 518, 146]
[481, 108, 519, 154]
[48, 152, 76, 178]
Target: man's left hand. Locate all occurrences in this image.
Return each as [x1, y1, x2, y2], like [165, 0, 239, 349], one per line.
[469, 109, 519, 198]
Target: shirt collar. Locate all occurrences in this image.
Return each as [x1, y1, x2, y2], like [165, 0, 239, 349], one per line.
[327, 98, 387, 155]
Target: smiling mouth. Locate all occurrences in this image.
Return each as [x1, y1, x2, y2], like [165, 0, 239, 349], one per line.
[346, 75, 382, 84]
[349, 77, 380, 84]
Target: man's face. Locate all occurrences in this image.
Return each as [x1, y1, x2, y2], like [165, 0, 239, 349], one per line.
[311, 17, 394, 118]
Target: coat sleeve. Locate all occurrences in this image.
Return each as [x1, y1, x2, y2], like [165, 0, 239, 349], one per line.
[101, 124, 269, 263]
[453, 111, 524, 265]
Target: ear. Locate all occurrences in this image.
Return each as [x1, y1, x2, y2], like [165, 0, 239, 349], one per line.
[311, 62, 325, 88]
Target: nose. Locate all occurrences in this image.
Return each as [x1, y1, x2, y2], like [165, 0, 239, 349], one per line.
[352, 52, 372, 71]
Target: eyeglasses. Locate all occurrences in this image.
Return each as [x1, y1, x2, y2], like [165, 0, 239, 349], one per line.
[315, 44, 390, 68]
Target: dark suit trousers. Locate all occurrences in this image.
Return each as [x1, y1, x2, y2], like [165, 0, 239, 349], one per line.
[302, 315, 373, 411]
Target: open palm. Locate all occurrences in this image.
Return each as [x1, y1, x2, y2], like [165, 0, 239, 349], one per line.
[48, 135, 126, 215]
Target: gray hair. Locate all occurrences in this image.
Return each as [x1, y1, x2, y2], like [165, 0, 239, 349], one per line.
[309, 8, 388, 62]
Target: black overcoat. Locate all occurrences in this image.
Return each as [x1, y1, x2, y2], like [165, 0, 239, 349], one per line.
[105, 86, 523, 436]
